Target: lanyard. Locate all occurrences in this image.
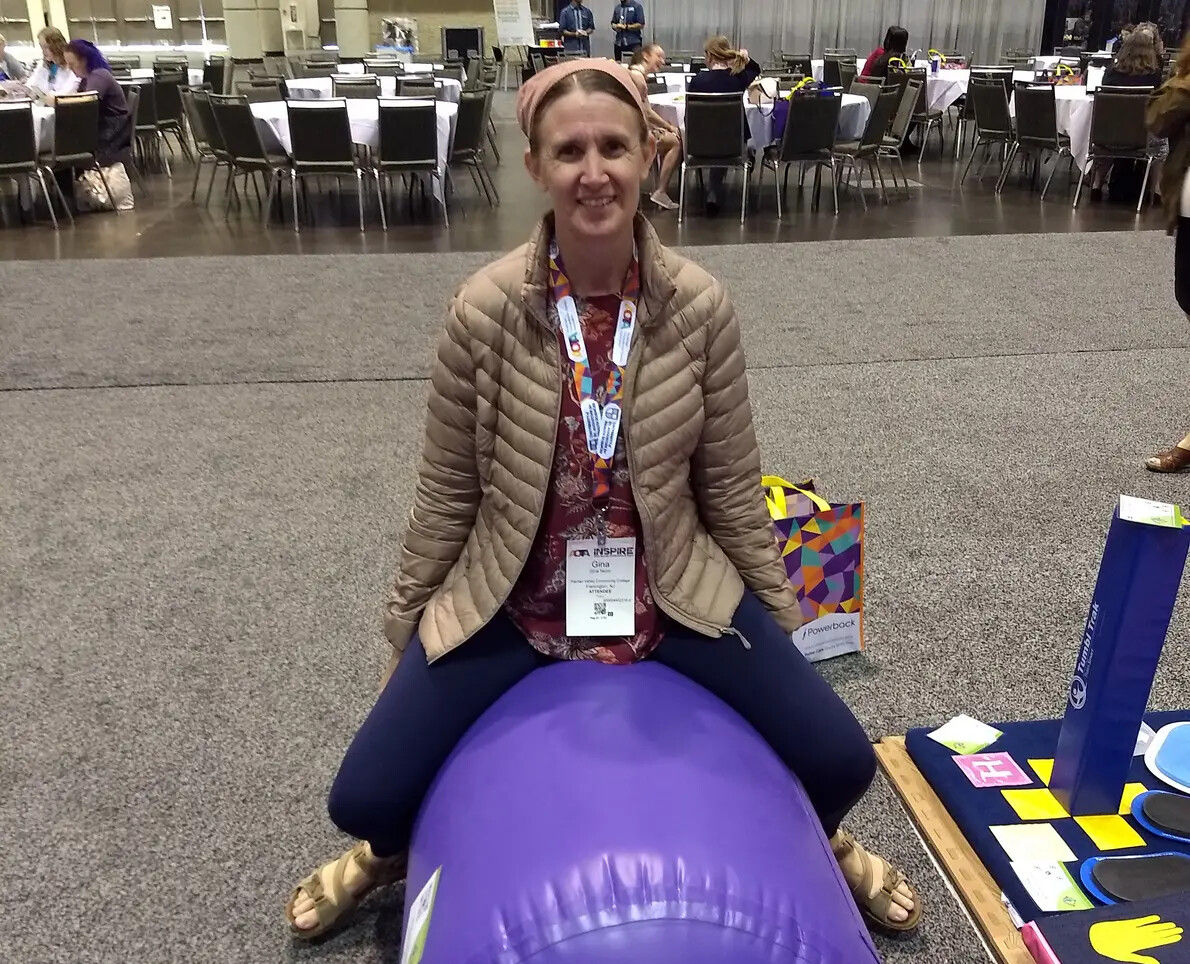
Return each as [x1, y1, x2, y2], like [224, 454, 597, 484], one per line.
[548, 237, 641, 533]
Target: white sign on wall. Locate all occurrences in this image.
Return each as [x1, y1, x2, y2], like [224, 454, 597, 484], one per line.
[152, 4, 172, 28]
[492, 0, 534, 47]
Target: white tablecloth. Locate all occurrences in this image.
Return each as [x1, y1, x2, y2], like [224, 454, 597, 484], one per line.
[128, 66, 204, 86]
[286, 76, 461, 103]
[648, 91, 871, 150]
[32, 104, 53, 151]
[250, 99, 457, 202]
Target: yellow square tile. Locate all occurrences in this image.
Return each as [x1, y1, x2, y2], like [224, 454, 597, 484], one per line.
[1002, 787, 1070, 821]
[1029, 759, 1054, 786]
[1118, 783, 1148, 815]
[1075, 814, 1146, 851]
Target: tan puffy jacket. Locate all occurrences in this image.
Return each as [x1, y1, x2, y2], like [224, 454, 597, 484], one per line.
[384, 214, 802, 672]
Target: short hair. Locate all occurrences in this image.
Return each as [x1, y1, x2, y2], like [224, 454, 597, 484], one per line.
[529, 67, 648, 153]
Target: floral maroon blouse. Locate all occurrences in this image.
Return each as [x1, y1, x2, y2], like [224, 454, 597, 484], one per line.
[503, 294, 665, 663]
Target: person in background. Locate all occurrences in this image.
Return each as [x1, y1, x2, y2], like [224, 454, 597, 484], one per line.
[866, 26, 910, 79]
[628, 42, 681, 210]
[63, 39, 131, 168]
[559, 0, 596, 56]
[1145, 30, 1190, 472]
[25, 27, 78, 100]
[0, 32, 29, 82]
[1089, 28, 1164, 199]
[687, 35, 760, 216]
[863, 26, 903, 78]
[612, 0, 646, 59]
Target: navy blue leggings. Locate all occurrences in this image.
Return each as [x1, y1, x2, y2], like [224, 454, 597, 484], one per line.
[328, 590, 877, 856]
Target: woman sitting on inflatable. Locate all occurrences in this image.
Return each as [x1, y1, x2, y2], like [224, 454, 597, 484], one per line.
[287, 57, 922, 941]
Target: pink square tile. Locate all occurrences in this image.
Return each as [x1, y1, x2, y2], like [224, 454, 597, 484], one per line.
[953, 752, 1032, 788]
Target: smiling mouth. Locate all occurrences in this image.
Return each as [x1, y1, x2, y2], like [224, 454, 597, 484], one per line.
[579, 197, 615, 208]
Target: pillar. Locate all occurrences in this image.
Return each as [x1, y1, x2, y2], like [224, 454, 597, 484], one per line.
[42, 0, 66, 35]
[224, 0, 283, 58]
[333, 0, 368, 57]
[24, 0, 48, 39]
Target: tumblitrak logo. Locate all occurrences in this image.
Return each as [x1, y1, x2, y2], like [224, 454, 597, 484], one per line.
[1070, 675, 1087, 710]
[571, 548, 591, 557]
[566, 332, 583, 356]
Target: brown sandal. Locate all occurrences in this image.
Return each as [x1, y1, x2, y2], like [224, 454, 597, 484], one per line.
[832, 829, 923, 936]
[285, 842, 407, 941]
[1145, 445, 1190, 473]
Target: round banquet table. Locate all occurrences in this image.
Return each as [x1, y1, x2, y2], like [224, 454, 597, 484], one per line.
[648, 91, 871, 151]
[249, 98, 458, 202]
[286, 76, 462, 103]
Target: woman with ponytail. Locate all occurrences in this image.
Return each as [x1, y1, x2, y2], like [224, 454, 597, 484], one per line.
[687, 35, 760, 215]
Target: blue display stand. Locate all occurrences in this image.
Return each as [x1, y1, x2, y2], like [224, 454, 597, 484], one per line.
[1051, 501, 1190, 816]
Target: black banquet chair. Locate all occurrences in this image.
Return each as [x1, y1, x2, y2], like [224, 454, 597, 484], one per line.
[961, 78, 1015, 186]
[679, 91, 751, 224]
[208, 92, 291, 225]
[758, 89, 842, 216]
[996, 82, 1073, 200]
[448, 87, 499, 207]
[0, 100, 62, 228]
[1073, 86, 1156, 212]
[40, 92, 118, 224]
[286, 99, 371, 232]
[374, 97, 447, 228]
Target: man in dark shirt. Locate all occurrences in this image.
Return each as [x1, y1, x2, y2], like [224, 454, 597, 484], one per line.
[559, 0, 596, 56]
[611, 1, 646, 58]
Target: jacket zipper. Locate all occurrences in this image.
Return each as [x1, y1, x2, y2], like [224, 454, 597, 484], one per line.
[620, 320, 734, 642]
[722, 627, 752, 650]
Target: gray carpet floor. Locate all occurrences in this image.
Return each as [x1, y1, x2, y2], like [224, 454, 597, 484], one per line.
[4, 231, 1190, 963]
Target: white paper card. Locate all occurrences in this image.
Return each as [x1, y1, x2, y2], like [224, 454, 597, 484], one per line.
[1119, 494, 1185, 528]
[565, 537, 635, 636]
[990, 824, 1076, 864]
[1135, 721, 1157, 756]
[927, 714, 1003, 755]
[152, 4, 172, 28]
[399, 866, 441, 964]
[1009, 861, 1093, 912]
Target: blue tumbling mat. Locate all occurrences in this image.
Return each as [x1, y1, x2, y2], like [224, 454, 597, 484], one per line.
[905, 711, 1190, 923]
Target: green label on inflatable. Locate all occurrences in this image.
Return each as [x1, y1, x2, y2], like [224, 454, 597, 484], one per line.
[400, 866, 442, 964]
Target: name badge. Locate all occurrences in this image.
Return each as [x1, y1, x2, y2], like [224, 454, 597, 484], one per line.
[565, 537, 636, 636]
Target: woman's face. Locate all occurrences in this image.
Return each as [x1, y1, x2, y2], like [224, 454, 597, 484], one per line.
[526, 89, 655, 245]
[64, 49, 84, 75]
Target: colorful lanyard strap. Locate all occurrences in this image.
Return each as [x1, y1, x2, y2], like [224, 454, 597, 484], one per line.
[547, 237, 642, 532]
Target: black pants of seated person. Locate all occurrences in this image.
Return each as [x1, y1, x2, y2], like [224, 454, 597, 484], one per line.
[329, 589, 877, 857]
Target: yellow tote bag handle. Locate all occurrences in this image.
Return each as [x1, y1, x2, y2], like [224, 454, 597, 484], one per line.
[761, 474, 830, 519]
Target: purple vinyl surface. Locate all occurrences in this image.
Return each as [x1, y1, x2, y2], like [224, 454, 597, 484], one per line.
[402, 661, 880, 963]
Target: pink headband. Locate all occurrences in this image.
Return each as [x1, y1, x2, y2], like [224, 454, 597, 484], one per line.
[515, 57, 647, 139]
